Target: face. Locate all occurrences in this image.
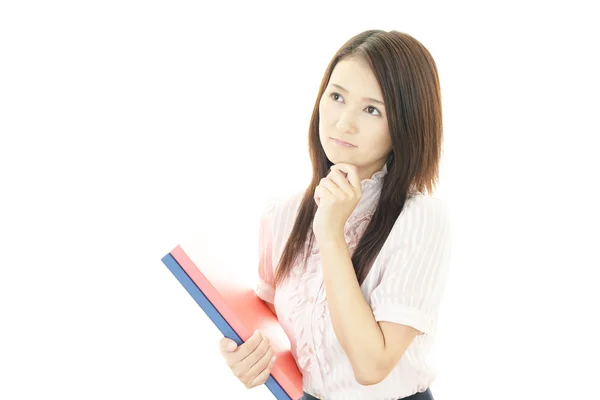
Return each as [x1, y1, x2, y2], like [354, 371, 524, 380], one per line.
[319, 56, 392, 181]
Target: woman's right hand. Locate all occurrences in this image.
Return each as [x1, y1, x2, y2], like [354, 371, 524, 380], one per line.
[219, 330, 277, 389]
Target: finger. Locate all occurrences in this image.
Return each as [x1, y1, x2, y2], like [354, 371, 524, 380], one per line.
[331, 163, 361, 190]
[219, 337, 238, 352]
[326, 169, 354, 197]
[247, 353, 277, 389]
[314, 185, 331, 206]
[243, 346, 275, 388]
[233, 335, 271, 378]
[319, 177, 345, 199]
[223, 330, 262, 366]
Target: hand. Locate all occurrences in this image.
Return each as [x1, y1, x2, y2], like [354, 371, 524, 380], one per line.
[313, 163, 362, 244]
[219, 330, 277, 389]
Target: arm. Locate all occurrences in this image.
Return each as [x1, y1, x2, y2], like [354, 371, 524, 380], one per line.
[321, 197, 452, 386]
[313, 164, 451, 385]
[320, 237, 418, 386]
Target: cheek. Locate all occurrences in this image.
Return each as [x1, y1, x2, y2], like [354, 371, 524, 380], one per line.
[363, 121, 391, 148]
[319, 100, 337, 125]
[318, 103, 327, 137]
[376, 129, 393, 151]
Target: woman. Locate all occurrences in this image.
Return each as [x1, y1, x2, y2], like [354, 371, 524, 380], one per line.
[219, 29, 451, 400]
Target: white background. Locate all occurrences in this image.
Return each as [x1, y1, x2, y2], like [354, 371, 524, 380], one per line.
[1, 1, 599, 399]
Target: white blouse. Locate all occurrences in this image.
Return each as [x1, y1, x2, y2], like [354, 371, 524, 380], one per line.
[255, 164, 452, 400]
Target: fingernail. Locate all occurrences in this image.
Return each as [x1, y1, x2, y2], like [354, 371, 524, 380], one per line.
[227, 342, 236, 351]
[271, 356, 277, 363]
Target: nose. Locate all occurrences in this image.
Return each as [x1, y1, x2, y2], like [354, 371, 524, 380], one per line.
[335, 111, 357, 135]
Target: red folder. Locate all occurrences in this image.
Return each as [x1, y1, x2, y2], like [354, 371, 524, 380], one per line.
[168, 242, 303, 400]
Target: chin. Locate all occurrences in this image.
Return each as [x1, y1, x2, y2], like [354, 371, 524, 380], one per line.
[323, 148, 340, 164]
[326, 154, 352, 166]
[321, 139, 353, 165]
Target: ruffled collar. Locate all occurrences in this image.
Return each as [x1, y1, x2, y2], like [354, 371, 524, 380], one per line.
[353, 163, 388, 216]
[360, 163, 387, 190]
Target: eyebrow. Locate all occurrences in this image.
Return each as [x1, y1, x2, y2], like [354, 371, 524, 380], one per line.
[331, 83, 385, 106]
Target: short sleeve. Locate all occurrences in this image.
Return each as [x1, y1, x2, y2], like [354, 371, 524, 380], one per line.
[370, 196, 452, 335]
[255, 202, 277, 304]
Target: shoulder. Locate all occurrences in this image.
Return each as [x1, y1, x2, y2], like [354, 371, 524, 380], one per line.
[386, 192, 453, 249]
[400, 192, 451, 221]
[260, 189, 306, 227]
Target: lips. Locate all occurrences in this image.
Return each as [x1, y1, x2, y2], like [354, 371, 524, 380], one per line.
[331, 137, 356, 147]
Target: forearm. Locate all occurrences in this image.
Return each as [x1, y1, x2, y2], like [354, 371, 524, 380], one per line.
[320, 235, 385, 382]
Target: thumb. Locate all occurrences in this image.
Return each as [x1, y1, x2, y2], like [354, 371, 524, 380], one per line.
[220, 337, 237, 352]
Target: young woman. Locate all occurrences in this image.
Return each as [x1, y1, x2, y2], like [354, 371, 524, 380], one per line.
[219, 29, 451, 400]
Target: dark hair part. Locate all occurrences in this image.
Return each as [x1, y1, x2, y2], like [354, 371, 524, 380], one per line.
[274, 30, 443, 286]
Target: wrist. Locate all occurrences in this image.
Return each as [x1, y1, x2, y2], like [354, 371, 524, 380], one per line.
[319, 234, 347, 253]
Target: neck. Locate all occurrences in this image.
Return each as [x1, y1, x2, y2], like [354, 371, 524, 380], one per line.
[358, 161, 387, 182]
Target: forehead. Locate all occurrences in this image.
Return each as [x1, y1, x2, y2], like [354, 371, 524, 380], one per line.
[328, 57, 383, 98]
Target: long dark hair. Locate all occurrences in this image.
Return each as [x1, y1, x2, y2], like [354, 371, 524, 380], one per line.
[274, 30, 443, 286]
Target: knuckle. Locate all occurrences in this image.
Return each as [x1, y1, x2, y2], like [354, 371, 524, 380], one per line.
[243, 342, 255, 352]
[265, 347, 274, 359]
[233, 364, 245, 375]
[261, 353, 274, 369]
[254, 339, 265, 352]
[261, 337, 270, 348]
[258, 354, 270, 368]
[256, 346, 267, 361]
[240, 371, 251, 384]
[257, 344, 267, 355]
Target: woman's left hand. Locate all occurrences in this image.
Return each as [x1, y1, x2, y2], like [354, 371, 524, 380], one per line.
[313, 163, 362, 244]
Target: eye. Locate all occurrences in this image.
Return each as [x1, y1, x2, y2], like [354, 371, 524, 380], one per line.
[365, 105, 381, 116]
[330, 92, 344, 102]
